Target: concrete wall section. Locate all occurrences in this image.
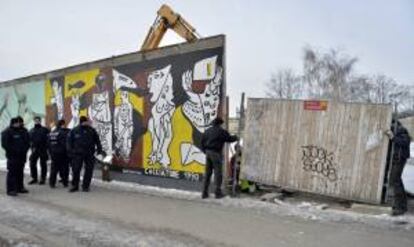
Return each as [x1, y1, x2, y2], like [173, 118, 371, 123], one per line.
[1, 35, 226, 180]
[0, 80, 46, 159]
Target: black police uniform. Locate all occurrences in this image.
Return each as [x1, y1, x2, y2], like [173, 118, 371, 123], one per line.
[48, 126, 70, 187]
[388, 121, 411, 215]
[67, 124, 103, 191]
[1, 125, 30, 194]
[201, 125, 238, 198]
[29, 124, 50, 183]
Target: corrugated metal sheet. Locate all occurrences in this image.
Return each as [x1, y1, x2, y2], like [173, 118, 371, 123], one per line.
[240, 98, 392, 204]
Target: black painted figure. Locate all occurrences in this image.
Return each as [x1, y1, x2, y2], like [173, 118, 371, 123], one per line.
[67, 116, 104, 192]
[201, 117, 238, 199]
[1, 117, 30, 196]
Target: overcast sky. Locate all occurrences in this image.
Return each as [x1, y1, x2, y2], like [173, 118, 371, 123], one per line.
[1, 0, 413, 114]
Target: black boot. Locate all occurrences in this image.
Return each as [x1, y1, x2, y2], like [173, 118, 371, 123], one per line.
[391, 208, 407, 216]
[69, 187, 79, 193]
[7, 191, 18, 196]
[28, 179, 38, 185]
[215, 190, 225, 199]
[17, 188, 29, 193]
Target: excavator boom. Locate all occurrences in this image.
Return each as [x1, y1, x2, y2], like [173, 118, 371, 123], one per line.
[141, 4, 199, 51]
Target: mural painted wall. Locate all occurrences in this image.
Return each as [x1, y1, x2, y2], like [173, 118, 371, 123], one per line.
[44, 47, 225, 180]
[0, 80, 45, 159]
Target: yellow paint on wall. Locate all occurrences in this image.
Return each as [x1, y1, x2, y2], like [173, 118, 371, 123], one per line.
[169, 106, 205, 173]
[143, 106, 205, 173]
[64, 69, 99, 97]
[44, 79, 53, 107]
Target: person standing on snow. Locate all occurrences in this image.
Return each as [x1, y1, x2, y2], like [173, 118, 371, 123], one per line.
[28, 116, 50, 185]
[67, 116, 105, 192]
[1, 117, 30, 196]
[48, 119, 70, 188]
[201, 117, 238, 199]
[385, 119, 411, 216]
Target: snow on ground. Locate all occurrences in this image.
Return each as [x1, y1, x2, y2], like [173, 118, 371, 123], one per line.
[94, 179, 414, 231]
[1, 159, 413, 232]
[403, 162, 414, 194]
[0, 195, 211, 247]
[404, 141, 414, 193]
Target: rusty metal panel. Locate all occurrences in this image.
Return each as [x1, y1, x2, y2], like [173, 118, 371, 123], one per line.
[240, 98, 392, 204]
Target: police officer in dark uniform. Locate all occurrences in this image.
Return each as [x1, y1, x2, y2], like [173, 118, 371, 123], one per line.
[1, 117, 30, 196]
[48, 119, 70, 188]
[67, 116, 104, 192]
[28, 116, 50, 185]
[385, 119, 411, 216]
[201, 117, 238, 199]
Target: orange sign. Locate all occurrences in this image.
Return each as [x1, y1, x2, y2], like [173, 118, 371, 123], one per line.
[304, 100, 328, 111]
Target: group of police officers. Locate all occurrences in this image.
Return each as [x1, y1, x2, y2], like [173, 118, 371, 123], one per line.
[1, 115, 104, 196]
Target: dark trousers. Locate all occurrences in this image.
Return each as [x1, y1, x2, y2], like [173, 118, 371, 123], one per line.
[49, 153, 69, 187]
[202, 150, 223, 196]
[7, 158, 26, 193]
[29, 150, 48, 181]
[389, 157, 407, 211]
[71, 154, 95, 190]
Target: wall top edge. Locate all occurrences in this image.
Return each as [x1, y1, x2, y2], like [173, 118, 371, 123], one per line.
[0, 35, 225, 88]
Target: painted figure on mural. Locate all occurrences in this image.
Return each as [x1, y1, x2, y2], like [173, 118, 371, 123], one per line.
[182, 56, 222, 133]
[180, 56, 223, 165]
[68, 94, 81, 129]
[114, 91, 133, 161]
[181, 142, 206, 165]
[113, 69, 138, 92]
[147, 65, 175, 167]
[50, 80, 64, 121]
[14, 86, 44, 125]
[88, 74, 112, 154]
[0, 94, 11, 131]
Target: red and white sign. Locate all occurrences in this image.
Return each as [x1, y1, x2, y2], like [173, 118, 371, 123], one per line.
[304, 100, 328, 111]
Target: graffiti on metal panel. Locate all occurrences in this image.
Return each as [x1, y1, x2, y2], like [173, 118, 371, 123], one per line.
[301, 145, 338, 182]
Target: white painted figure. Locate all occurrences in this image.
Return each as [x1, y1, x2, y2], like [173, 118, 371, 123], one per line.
[89, 91, 112, 154]
[147, 65, 175, 167]
[181, 142, 205, 166]
[114, 91, 134, 161]
[182, 56, 222, 133]
[68, 94, 80, 129]
[113, 69, 137, 92]
[51, 80, 64, 120]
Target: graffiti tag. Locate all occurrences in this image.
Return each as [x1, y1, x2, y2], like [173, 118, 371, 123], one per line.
[301, 145, 338, 182]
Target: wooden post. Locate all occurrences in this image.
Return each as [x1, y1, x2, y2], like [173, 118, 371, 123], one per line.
[232, 92, 245, 196]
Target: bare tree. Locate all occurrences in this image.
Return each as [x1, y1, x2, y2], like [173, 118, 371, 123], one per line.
[303, 47, 358, 101]
[345, 75, 372, 102]
[266, 68, 302, 99]
[265, 47, 413, 113]
[369, 74, 398, 104]
[368, 74, 414, 112]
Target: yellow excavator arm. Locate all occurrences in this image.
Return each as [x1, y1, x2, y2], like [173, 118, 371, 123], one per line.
[141, 4, 200, 51]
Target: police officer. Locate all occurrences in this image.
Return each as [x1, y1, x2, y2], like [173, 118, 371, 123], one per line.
[48, 119, 70, 188]
[385, 119, 411, 216]
[1, 116, 30, 196]
[28, 116, 50, 185]
[201, 117, 238, 199]
[67, 116, 104, 192]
